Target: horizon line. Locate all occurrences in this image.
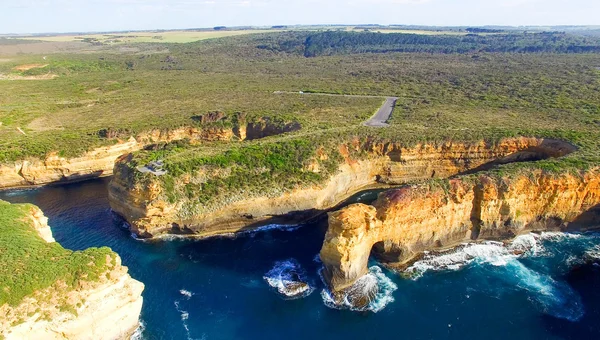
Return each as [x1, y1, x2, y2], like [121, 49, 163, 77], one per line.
[2, 23, 600, 37]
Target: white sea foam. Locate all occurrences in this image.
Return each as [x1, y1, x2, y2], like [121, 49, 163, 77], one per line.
[585, 245, 600, 260]
[537, 231, 584, 242]
[216, 224, 304, 240]
[241, 223, 302, 236]
[313, 254, 322, 263]
[180, 289, 194, 299]
[174, 301, 193, 340]
[406, 241, 515, 279]
[405, 232, 586, 279]
[2, 188, 37, 196]
[509, 233, 545, 256]
[156, 234, 191, 242]
[501, 260, 584, 321]
[404, 232, 588, 321]
[321, 266, 398, 313]
[264, 259, 315, 299]
[130, 320, 146, 340]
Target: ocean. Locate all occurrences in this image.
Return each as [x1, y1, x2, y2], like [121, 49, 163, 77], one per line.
[2, 178, 600, 340]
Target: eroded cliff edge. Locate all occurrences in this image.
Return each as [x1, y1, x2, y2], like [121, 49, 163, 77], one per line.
[108, 136, 576, 238]
[0, 201, 144, 340]
[320, 169, 600, 293]
[0, 115, 300, 189]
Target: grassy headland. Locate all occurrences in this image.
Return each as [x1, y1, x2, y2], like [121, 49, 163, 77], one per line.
[0, 200, 114, 307]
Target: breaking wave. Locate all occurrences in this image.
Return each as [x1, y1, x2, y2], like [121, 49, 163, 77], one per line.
[264, 259, 315, 299]
[404, 232, 589, 321]
[321, 266, 398, 313]
[130, 320, 145, 340]
[406, 232, 588, 279]
[585, 245, 600, 261]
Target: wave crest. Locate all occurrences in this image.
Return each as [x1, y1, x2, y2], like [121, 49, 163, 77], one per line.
[321, 266, 397, 313]
[404, 232, 588, 321]
[264, 259, 314, 299]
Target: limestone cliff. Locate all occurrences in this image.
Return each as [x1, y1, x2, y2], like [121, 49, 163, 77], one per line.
[0, 205, 144, 340]
[108, 137, 576, 238]
[0, 118, 299, 189]
[320, 169, 600, 292]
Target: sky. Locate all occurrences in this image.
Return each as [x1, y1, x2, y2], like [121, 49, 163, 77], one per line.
[0, 0, 598, 34]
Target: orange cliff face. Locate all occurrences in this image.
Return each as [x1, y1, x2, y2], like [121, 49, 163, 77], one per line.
[0, 128, 233, 189]
[108, 137, 578, 239]
[0, 118, 302, 190]
[320, 169, 600, 293]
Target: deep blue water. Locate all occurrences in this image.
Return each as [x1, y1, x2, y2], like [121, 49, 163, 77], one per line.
[2, 178, 600, 340]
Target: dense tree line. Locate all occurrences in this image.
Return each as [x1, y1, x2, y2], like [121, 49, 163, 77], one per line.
[466, 28, 504, 33]
[256, 31, 600, 57]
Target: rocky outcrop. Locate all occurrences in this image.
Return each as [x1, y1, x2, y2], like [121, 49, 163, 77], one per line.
[25, 204, 54, 243]
[0, 119, 301, 189]
[109, 137, 576, 238]
[0, 138, 141, 189]
[237, 118, 301, 141]
[0, 205, 144, 340]
[320, 169, 600, 293]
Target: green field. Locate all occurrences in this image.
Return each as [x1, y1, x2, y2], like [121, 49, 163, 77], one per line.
[17, 29, 283, 44]
[1, 29, 600, 181]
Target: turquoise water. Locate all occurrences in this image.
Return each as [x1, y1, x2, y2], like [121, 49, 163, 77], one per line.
[2, 178, 600, 340]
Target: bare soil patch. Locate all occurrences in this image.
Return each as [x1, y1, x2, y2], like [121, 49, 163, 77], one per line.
[0, 73, 57, 80]
[26, 116, 64, 132]
[0, 41, 90, 55]
[12, 64, 48, 72]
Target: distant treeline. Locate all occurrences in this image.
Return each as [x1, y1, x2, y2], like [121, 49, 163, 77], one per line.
[466, 28, 505, 33]
[256, 31, 600, 57]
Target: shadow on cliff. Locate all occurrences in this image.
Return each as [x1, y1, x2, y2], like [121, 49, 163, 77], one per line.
[172, 188, 388, 276]
[567, 204, 600, 232]
[173, 215, 329, 276]
[456, 140, 577, 176]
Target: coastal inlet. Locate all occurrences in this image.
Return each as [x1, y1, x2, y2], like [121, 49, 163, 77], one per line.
[3, 178, 600, 339]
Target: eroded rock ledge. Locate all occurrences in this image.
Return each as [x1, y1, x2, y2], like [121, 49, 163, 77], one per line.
[0, 203, 144, 340]
[0, 117, 300, 189]
[320, 169, 600, 293]
[109, 137, 576, 238]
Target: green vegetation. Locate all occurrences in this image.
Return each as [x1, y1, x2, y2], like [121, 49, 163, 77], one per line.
[256, 31, 600, 56]
[0, 200, 114, 307]
[2, 30, 600, 211]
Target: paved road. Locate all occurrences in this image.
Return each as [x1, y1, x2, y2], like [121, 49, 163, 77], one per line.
[363, 97, 397, 127]
[274, 91, 398, 128]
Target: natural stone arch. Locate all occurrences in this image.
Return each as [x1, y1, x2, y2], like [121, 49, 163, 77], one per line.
[320, 168, 600, 295]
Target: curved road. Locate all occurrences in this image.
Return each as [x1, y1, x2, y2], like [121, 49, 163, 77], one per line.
[274, 91, 397, 128]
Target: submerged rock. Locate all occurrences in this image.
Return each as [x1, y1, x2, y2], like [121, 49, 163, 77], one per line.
[264, 259, 314, 299]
